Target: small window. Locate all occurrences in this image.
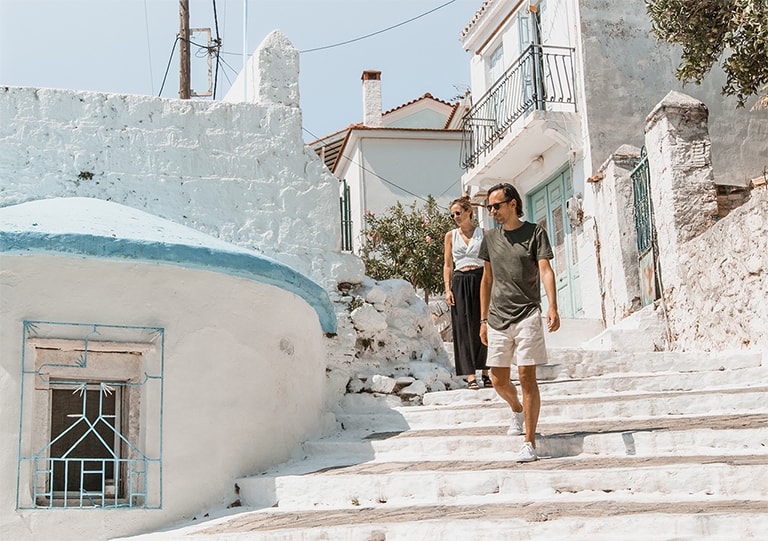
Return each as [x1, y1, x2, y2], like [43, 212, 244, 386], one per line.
[47, 381, 132, 507]
[487, 44, 504, 87]
[17, 322, 164, 510]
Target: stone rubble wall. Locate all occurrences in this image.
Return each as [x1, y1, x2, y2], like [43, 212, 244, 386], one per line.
[324, 278, 458, 411]
[594, 90, 767, 354]
[0, 31, 362, 292]
[670, 187, 768, 351]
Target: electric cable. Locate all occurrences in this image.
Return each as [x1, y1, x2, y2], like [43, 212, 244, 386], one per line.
[212, 0, 222, 99]
[143, 0, 155, 94]
[158, 36, 180, 97]
[300, 0, 458, 54]
[216, 0, 459, 58]
[303, 126, 450, 208]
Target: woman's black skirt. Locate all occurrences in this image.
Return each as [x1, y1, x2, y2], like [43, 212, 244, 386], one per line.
[450, 267, 488, 376]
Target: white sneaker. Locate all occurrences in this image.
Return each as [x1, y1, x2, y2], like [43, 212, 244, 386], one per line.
[506, 410, 525, 436]
[517, 441, 538, 462]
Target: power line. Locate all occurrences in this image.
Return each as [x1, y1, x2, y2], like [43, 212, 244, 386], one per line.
[302, 126, 453, 209]
[143, 0, 155, 94]
[158, 36, 180, 97]
[299, 0, 458, 54]
[212, 0, 222, 99]
[217, 0, 459, 58]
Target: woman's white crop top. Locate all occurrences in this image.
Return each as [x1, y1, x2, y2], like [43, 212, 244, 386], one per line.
[452, 227, 484, 269]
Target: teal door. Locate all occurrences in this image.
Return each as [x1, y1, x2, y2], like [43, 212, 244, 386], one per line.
[528, 168, 581, 317]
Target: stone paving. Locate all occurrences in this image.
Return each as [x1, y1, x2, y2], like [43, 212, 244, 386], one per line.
[120, 346, 768, 540]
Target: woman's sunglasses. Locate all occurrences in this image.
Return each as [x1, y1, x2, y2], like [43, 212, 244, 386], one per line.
[486, 199, 511, 212]
[449, 211, 463, 218]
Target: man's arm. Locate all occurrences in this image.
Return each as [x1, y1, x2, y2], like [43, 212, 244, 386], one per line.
[479, 261, 493, 345]
[538, 258, 560, 333]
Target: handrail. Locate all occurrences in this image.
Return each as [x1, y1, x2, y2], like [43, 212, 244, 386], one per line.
[460, 44, 576, 170]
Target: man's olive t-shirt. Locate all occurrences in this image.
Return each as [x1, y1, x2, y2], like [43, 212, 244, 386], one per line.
[478, 221, 554, 330]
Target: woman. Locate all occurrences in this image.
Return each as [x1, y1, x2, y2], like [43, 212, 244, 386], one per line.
[443, 195, 489, 389]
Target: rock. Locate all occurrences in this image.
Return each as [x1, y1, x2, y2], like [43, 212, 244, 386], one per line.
[398, 380, 427, 399]
[346, 378, 365, 393]
[350, 304, 387, 332]
[366, 374, 397, 394]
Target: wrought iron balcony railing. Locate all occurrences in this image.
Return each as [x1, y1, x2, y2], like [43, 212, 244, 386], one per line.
[460, 44, 577, 170]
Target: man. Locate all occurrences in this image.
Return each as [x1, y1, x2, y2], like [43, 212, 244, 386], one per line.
[478, 183, 560, 462]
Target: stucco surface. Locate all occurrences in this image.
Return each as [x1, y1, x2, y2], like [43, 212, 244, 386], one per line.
[0, 197, 335, 333]
[0, 253, 327, 541]
[670, 188, 768, 351]
[578, 0, 768, 185]
[0, 195, 334, 540]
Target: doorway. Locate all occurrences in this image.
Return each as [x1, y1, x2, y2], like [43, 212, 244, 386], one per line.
[528, 167, 581, 317]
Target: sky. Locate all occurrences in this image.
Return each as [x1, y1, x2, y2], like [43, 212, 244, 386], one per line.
[0, 0, 481, 142]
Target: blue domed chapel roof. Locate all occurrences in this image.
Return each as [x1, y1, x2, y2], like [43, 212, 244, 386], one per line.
[0, 197, 336, 333]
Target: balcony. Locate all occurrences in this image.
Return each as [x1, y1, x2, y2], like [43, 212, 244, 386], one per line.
[460, 44, 578, 181]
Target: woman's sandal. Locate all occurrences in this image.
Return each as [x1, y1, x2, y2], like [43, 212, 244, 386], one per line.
[482, 375, 493, 388]
[467, 379, 480, 390]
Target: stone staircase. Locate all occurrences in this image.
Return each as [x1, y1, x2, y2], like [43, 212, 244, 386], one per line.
[124, 346, 768, 540]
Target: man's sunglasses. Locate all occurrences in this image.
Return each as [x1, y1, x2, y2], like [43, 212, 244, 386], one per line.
[486, 199, 511, 212]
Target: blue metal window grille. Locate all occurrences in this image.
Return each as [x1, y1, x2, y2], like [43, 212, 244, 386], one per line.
[17, 321, 164, 509]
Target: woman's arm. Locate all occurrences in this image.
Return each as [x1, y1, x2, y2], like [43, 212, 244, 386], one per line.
[443, 230, 455, 306]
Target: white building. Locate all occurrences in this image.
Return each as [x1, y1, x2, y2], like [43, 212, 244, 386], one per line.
[308, 70, 466, 254]
[458, 0, 768, 320]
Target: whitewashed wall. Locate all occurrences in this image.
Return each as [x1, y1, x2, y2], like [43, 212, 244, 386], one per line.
[0, 254, 327, 541]
[579, 0, 768, 186]
[672, 188, 768, 351]
[644, 92, 767, 352]
[0, 196, 336, 541]
[590, 145, 643, 326]
[0, 30, 363, 292]
[336, 132, 463, 253]
[594, 91, 767, 353]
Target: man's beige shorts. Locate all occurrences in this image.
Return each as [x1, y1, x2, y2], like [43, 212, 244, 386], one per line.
[486, 309, 548, 367]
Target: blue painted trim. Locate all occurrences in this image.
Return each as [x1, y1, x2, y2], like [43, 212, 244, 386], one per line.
[0, 231, 337, 334]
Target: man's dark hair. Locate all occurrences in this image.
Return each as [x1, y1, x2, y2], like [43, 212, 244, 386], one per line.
[487, 183, 524, 217]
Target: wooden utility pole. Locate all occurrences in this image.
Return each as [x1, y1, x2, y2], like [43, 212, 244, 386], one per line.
[179, 0, 191, 99]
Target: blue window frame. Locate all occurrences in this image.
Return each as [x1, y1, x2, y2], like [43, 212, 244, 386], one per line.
[17, 321, 164, 509]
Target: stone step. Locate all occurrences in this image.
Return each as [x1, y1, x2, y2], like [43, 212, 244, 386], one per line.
[272, 413, 768, 474]
[116, 342, 768, 541]
[301, 425, 767, 464]
[116, 500, 768, 540]
[337, 388, 768, 433]
[236, 456, 768, 510]
[427, 365, 768, 400]
[535, 349, 763, 381]
[543, 317, 605, 348]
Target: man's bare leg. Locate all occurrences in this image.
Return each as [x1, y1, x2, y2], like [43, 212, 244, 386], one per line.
[490, 367, 523, 413]
[518, 365, 540, 447]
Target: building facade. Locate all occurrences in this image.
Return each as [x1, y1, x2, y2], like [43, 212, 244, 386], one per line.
[309, 70, 465, 254]
[458, 0, 768, 320]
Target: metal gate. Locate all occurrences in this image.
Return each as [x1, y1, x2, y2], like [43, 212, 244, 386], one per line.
[339, 179, 353, 252]
[631, 147, 659, 306]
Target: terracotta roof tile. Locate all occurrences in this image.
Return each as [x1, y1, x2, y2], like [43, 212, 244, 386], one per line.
[459, 0, 496, 41]
[382, 92, 455, 116]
